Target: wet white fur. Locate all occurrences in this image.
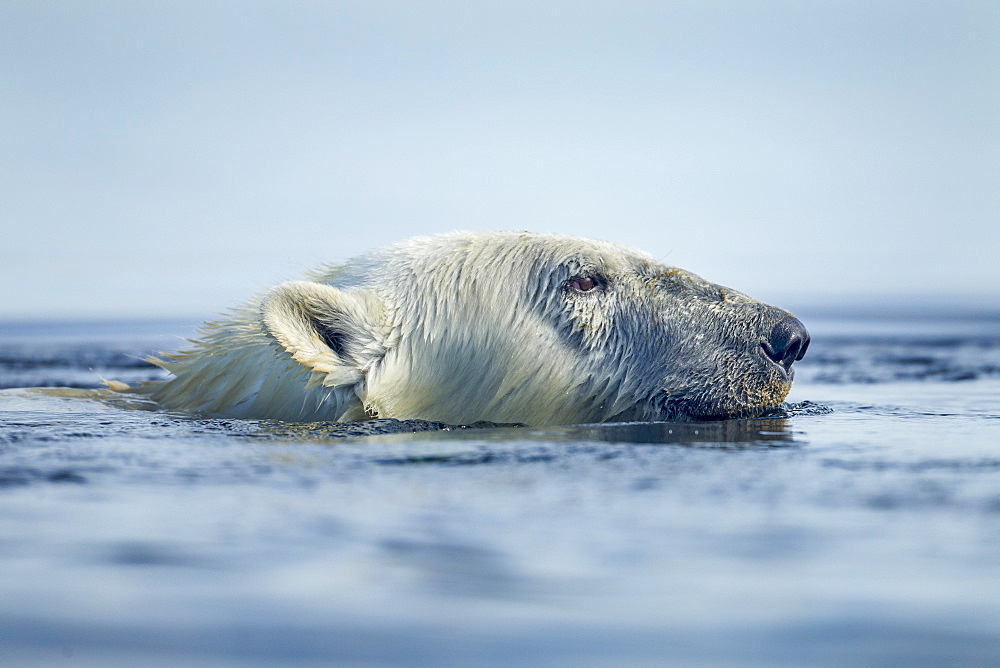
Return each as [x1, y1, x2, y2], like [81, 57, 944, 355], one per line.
[141, 231, 789, 425]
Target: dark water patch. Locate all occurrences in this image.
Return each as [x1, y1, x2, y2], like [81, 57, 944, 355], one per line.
[105, 541, 216, 568]
[0, 348, 153, 370]
[46, 470, 88, 483]
[375, 451, 502, 466]
[373, 445, 566, 467]
[0, 409, 264, 446]
[864, 490, 950, 511]
[0, 466, 89, 487]
[0, 368, 166, 390]
[798, 336, 1000, 384]
[0, 342, 169, 389]
[378, 538, 530, 599]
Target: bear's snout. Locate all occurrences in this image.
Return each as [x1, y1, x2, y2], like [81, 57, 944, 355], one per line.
[761, 316, 810, 376]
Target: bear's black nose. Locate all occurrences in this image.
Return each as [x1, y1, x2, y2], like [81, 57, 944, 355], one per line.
[762, 316, 810, 373]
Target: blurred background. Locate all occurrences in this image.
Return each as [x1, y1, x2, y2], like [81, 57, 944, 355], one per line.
[2, 0, 997, 321]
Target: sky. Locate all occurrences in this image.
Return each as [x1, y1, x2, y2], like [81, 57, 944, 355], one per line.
[1, 0, 997, 320]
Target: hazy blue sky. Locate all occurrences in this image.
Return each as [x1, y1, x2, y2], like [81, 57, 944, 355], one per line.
[2, 1, 997, 319]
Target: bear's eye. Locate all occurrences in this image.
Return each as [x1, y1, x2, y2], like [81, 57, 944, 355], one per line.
[569, 275, 602, 294]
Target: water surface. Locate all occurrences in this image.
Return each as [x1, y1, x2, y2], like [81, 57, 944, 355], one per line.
[1, 313, 998, 665]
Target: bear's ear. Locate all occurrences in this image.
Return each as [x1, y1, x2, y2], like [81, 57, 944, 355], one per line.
[261, 280, 386, 387]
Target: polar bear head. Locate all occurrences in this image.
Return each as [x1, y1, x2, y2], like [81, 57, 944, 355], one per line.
[162, 230, 808, 426]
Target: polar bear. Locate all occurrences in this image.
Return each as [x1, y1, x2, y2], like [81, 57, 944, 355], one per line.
[136, 231, 809, 426]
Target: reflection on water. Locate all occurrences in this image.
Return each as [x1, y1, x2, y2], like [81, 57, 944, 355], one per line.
[249, 414, 798, 447]
[223, 401, 838, 447]
[529, 416, 796, 447]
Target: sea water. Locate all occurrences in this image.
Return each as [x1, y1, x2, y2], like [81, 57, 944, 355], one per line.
[1, 310, 998, 665]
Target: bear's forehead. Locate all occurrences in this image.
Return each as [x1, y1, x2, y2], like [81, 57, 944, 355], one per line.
[396, 231, 659, 274]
